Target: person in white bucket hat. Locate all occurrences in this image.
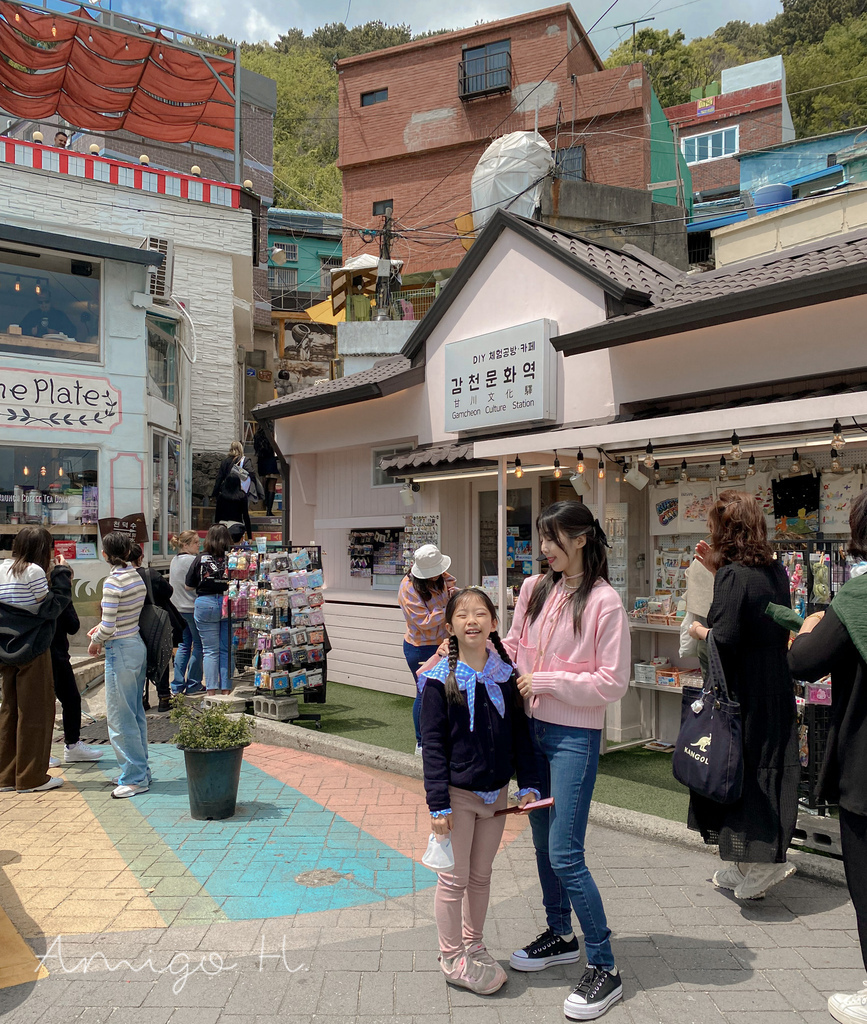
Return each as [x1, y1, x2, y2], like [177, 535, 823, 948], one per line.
[399, 545, 457, 754]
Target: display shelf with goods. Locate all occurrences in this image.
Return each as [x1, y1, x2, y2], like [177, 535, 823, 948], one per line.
[219, 543, 329, 719]
[401, 514, 440, 568]
[586, 503, 628, 608]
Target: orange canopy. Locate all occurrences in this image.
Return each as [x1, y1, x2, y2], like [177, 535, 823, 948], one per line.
[0, 3, 236, 149]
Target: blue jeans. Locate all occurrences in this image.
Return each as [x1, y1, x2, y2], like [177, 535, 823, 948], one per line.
[172, 610, 203, 693]
[404, 640, 439, 745]
[104, 635, 149, 788]
[528, 718, 614, 970]
[194, 594, 231, 691]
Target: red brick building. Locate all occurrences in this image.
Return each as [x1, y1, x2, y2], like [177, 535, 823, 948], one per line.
[337, 5, 684, 274]
[664, 56, 794, 200]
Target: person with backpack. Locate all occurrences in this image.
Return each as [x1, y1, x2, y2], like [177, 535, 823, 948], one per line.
[0, 527, 74, 793]
[211, 441, 263, 541]
[186, 524, 232, 695]
[129, 543, 185, 713]
[87, 532, 149, 799]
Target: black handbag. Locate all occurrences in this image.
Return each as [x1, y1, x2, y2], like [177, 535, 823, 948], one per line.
[672, 631, 743, 804]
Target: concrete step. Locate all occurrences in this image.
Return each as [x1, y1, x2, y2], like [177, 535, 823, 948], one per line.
[70, 655, 104, 694]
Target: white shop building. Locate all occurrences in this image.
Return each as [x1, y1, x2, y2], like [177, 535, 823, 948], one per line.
[255, 211, 867, 747]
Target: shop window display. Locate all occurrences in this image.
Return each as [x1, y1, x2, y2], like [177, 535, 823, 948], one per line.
[479, 488, 532, 591]
[0, 250, 100, 362]
[0, 445, 99, 552]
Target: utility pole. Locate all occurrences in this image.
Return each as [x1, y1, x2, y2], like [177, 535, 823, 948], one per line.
[374, 207, 395, 321]
[612, 16, 655, 62]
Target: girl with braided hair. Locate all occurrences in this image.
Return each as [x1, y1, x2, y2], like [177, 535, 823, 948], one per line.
[419, 587, 541, 996]
[502, 500, 630, 1021]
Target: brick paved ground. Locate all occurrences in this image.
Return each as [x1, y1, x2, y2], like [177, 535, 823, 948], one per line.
[0, 741, 861, 1024]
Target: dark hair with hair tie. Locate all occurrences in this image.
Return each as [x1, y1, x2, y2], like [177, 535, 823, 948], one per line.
[528, 500, 610, 636]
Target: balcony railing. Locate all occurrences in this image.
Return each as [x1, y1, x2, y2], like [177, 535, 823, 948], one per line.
[459, 52, 512, 100]
[0, 137, 242, 209]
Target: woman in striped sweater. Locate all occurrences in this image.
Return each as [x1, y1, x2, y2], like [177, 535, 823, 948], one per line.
[87, 533, 149, 799]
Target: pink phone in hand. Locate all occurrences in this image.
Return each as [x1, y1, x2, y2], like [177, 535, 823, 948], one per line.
[494, 796, 554, 816]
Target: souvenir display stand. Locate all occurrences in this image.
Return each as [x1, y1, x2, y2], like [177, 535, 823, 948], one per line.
[222, 543, 327, 728]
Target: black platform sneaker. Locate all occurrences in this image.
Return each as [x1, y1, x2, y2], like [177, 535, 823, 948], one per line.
[564, 965, 623, 1020]
[509, 928, 582, 972]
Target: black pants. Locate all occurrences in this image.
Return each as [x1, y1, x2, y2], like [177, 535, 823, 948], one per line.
[841, 807, 867, 971]
[50, 650, 80, 746]
[143, 666, 171, 707]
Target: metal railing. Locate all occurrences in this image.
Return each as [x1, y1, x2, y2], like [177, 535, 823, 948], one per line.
[458, 52, 512, 100]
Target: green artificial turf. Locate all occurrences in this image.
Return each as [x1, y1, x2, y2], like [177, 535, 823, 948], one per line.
[301, 681, 690, 823]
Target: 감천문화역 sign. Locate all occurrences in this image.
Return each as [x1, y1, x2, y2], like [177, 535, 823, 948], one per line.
[443, 319, 558, 433]
[0, 366, 121, 433]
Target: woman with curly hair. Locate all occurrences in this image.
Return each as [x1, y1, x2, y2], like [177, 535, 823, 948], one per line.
[686, 490, 798, 901]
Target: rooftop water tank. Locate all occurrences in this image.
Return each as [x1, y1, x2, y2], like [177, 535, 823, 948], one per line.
[753, 183, 792, 208]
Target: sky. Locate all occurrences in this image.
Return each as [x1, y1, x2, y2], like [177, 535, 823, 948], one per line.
[101, 0, 785, 54]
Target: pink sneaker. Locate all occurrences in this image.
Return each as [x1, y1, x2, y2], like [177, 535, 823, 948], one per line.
[438, 951, 506, 995]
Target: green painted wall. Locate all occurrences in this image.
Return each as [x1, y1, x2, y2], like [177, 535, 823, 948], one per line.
[649, 88, 693, 215]
[269, 231, 342, 296]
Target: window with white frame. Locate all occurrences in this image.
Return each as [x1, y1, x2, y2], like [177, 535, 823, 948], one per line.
[272, 243, 298, 263]
[268, 266, 298, 292]
[681, 126, 738, 165]
[372, 445, 412, 487]
[320, 255, 342, 291]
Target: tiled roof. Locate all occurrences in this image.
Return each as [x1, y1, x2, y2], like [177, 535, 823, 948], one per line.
[253, 357, 423, 420]
[380, 442, 474, 472]
[528, 223, 681, 301]
[554, 226, 867, 353]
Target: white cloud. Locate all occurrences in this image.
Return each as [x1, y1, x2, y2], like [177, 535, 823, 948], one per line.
[117, 0, 783, 53]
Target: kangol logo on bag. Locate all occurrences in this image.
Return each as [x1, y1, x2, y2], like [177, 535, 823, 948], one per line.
[691, 735, 712, 752]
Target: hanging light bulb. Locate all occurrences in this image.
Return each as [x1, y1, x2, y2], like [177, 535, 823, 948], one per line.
[719, 455, 728, 480]
[614, 462, 622, 483]
[831, 447, 842, 472]
[730, 431, 743, 462]
[680, 459, 688, 481]
[791, 449, 801, 475]
[514, 456, 523, 479]
[22, 464, 29, 477]
[746, 454, 756, 477]
[553, 451, 561, 479]
[35, 280, 41, 295]
[653, 459, 661, 483]
[576, 449, 585, 475]
[644, 441, 655, 468]
[14, 276, 21, 292]
[832, 419, 846, 451]
[58, 466, 64, 477]
[40, 466, 46, 477]
[597, 459, 605, 480]
[51, 20, 57, 37]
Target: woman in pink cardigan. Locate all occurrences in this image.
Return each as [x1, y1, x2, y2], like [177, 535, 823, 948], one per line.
[502, 501, 630, 1022]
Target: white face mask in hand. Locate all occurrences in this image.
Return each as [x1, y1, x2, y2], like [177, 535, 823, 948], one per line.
[422, 833, 455, 872]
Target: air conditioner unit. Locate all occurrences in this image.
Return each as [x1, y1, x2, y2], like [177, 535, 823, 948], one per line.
[139, 236, 174, 301]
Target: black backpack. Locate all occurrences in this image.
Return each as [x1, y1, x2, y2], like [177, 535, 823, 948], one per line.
[138, 569, 173, 683]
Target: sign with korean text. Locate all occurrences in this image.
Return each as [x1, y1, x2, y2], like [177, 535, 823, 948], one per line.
[98, 513, 149, 544]
[697, 97, 716, 116]
[0, 366, 120, 433]
[444, 320, 558, 433]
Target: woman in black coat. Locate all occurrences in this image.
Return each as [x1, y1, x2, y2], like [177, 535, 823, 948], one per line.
[686, 490, 799, 901]
[788, 490, 867, 1022]
[211, 441, 263, 540]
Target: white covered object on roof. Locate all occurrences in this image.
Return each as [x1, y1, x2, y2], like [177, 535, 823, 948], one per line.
[470, 131, 554, 232]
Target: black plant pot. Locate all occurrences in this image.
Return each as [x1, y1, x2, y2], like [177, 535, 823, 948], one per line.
[181, 744, 248, 820]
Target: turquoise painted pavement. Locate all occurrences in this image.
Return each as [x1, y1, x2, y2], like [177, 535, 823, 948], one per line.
[76, 744, 437, 921]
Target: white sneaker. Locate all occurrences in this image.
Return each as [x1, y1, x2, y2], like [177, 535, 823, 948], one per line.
[48, 755, 61, 768]
[414, 744, 423, 756]
[712, 863, 746, 891]
[64, 741, 105, 763]
[734, 862, 796, 900]
[112, 783, 149, 799]
[19, 776, 64, 793]
[829, 984, 867, 1024]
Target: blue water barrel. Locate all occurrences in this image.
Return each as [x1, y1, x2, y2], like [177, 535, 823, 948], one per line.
[753, 183, 792, 208]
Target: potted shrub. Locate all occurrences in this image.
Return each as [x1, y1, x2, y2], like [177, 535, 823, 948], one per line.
[171, 699, 253, 820]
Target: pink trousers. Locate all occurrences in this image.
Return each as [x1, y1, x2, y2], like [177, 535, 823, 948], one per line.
[435, 785, 507, 958]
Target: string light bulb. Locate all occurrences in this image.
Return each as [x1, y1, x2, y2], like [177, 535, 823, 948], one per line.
[51, 20, 57, 37]
[40, 466, 46, 477]
[597, 459, 605, 480]
[832, 419, 846, 451]
[719, 455, 728, 480]
[58, 466, 64, 477]
[22, 465, 29, 477]
[576, 449, 585, 475]
[831, 448, 842, 472]
[653, 460, 661, 483]
[730, 431, 742, 462]
[553, 451, 561, 479]
[35, 280, 41, 295]
[514, 456, 523, 479]
[791, 449, 801, 475]
[14, 276, 20, 292]
[746, 454, 756, 477]
[644, 441, 655, 468]
[680, 459, 688, 481]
